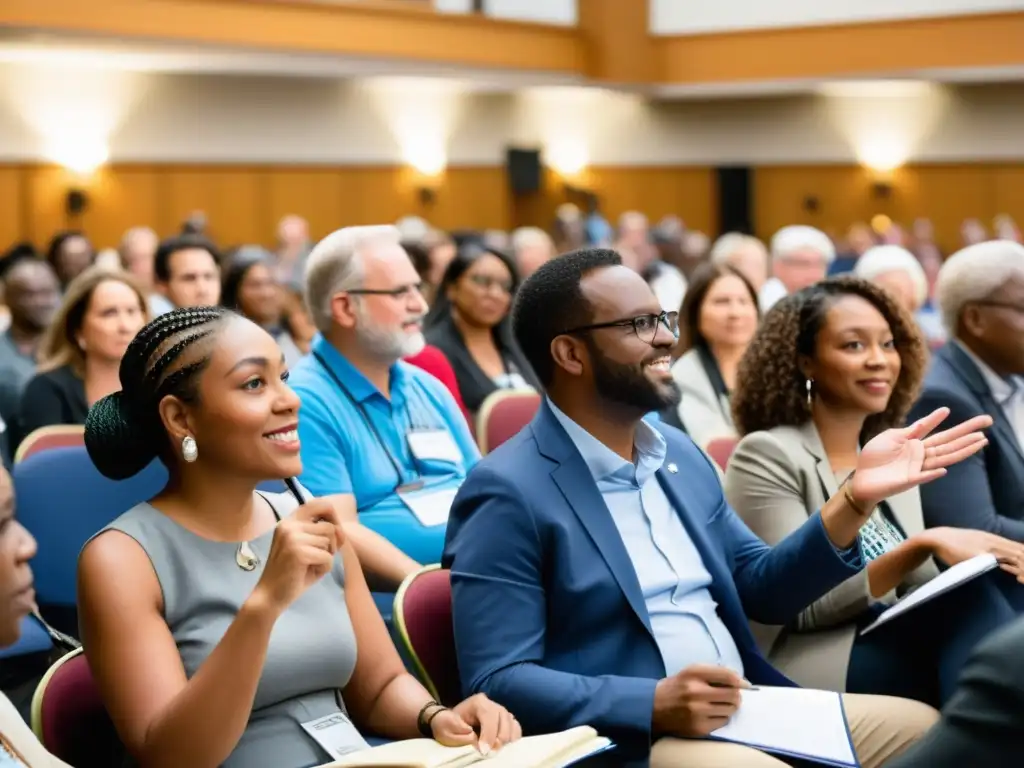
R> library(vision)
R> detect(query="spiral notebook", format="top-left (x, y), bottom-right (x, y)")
top-left (318, 726), bottom-right (614, 768)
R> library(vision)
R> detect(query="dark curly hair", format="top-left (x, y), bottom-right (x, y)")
top-left (732, 276), bottom-right (928, 443)
top-left (85, 306), bottom-right (233, 480)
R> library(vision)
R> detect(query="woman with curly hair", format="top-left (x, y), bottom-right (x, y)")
top-left (724, 277), bottom-right (1024, 706)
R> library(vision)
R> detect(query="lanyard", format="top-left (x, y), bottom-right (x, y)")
top-left (312, 352), bottom-right (423, 498)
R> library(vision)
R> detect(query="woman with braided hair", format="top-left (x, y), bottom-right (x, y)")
top-left (77, 307), bottom-right (520, 768)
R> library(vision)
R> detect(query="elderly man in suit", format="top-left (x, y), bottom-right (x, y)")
top-left (443, 248), bottom-right (994, 767)
top-left (908, 240), bottom-right (1024, 542)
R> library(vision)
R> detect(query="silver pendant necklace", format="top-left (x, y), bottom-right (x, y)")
top-left (236, 540), bottom-right (259, 571)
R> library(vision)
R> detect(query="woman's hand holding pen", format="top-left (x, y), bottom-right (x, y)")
top-left (252, 499), bottom-right (346, 615)
top-left (652, 665), bottom-right (752, 737)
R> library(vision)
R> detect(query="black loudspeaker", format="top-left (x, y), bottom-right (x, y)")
top-left (506, 147), bottom-right (542, 196)
top-left (716, 166), bottom-right (752, 235)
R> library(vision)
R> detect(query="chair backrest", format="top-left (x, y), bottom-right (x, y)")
top-left (31, 649), bottom-right (122, 767)
top-left (705, 437), bottom-right (738, 471)
top-left (476, 389), bottom-right (541, 455)
top-left (14, 425), bottom-right (85, 464)
top-left (393, 566), bottom-right (461, 706)
top-left (12, 447), bottom-right (169, 613)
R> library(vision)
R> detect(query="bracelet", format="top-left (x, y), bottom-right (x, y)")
top-left (417, 701), bottom-right (446, 738)
top-left (842, 475), bottom-right (870, 517)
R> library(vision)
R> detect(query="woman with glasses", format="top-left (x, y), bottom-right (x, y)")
top-left (424, 244), bottom-right (539, 416)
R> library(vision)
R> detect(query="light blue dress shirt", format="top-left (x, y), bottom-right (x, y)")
top-left (549, 400), bottom-right (745, 677)
top-left (289, 335), bottom-right (480, 564)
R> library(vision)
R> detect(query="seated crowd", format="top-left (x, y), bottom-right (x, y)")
top-left (0, 212), bottom-right (1023, 767)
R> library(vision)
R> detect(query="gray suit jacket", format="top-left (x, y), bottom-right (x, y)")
top-left (909, 342), bottom-right (1024, 541)
top-left (670, 349), bottom-right (735, 449)
top-left (887, 615), bottom-right (1024, 767)
top-left (724, 421), bottom-right (938, 692)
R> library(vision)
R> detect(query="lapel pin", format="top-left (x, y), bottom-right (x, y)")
top-left (667, 463), bottom-right (678, 474)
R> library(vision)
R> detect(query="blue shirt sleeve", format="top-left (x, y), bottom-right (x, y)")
top-left (294, 384), bottom-right (354, 498)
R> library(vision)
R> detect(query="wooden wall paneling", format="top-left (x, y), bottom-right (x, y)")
top-left (0, 166), bottom-right (26, 249)
top-left (23, 165), bottom-right (74, 248)
top-left (428, 168), bottom-right (509, 232)
top-left (992, 165), bottom-right (1024, 232)
top-left (161, 166), bottom-right (269, 246)
top-left (80, 165), bottom-right (163, 250)
top-left (898, 166), bottom-right (997, 252)
top-left (264, 168), bottom-right (348, 241)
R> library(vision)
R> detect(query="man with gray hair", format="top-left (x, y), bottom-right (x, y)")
top-left (908, 239), bottom-right (1024, 542)
top-left (288, 226), bottom-right (480, 581)
top-left (760, 225), bottom-right (835, 311)
top-left (511, 226), bottom-right (555, 279)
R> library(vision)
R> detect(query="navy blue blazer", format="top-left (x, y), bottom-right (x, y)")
top-left (909, 343), bottom-right (1024, 541)
top-left (442, 401), bottom-right (863, 762)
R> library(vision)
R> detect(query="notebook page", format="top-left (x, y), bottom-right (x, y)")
top-left (320, 738), bottom-right (479, 768)
top-left (466, 727), bottom-right (605, 768)
top-left (861, 553), bottom-right (998, 635)
top-left (710, 687), bottom-right (856, 767)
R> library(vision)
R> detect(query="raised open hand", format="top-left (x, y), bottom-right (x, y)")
top-left (850, 407), bottom-right (993, 510)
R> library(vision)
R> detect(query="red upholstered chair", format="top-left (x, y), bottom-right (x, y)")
top-left (31, 648), bottom-right (123, 766)
top-left (393, 566), bottom-right (462, 706)
top-left (14, 425), bottom-right (85, 464)
top-left (705, 437), bottom-right (738, 472)
top-left (476, 389), bottom-right (541, 455)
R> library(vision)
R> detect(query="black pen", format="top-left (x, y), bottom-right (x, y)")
top-left (284, 476), bottom-right (307, 506)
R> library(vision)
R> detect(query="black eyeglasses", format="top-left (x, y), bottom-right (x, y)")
top-left (347, 283), bottom-right (424, 299)
top-left (562, 311), bottom-right (679, 346)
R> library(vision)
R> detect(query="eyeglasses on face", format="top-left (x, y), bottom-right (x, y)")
top-left (562, 310), bottom-right (679, 346)
top-left (346, 283), bottom-right (424, 300)
top-left (467, 274), bottom-right (514, 294)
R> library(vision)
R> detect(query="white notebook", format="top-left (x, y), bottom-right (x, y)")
top-left (318, 726), bottom-right (613, 768)
top-left (861, 553), bottom-right (998, 635)
top-left (710, 686), bottom-right (858, 767)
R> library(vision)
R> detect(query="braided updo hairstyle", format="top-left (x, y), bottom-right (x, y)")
top-left (85, 306), bottom-right (233, 480)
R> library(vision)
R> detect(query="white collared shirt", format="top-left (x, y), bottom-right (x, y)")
top-left (956, 341), bottom-right (1024, 450)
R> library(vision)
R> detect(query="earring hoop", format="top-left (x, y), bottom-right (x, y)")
top-left (806, 379), bottom-right (814, 407)
top-left (182, 435), bottom-right (198, 463)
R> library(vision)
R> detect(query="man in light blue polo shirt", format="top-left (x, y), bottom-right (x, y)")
top-left (289, 225), bottom-right (479, 573)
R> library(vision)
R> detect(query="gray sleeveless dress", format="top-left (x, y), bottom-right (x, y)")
top-left (96, 489), bottom-right (369, 768)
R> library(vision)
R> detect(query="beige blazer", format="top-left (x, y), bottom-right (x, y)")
top-left (0, 692), bottom-right (72, 767)
top-left (670, 349), bottom-right (736, 448)
top-left (723, 422), bottom-right (939, 692)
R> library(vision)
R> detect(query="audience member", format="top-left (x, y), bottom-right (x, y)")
top-left (708, 233), bottom-right (769, 292)
top-left (119, 226), bottom-right (172, 317)
top-left (853, 245), bottom-right (944, 343)
top-left (222, 246), bottom-right (304, 366)
top-left (615, 211), bottom-right (654, 273)
top-left (761, 226), bottom-right (834, 311)
top-left (44, 231), bottom-right (93, 290)
top-left (909, 240), bottom-right (1024, 541)
top-left (154, 234), bottom-right (222, 310)
top-left (886, 615), bottom-right (1024, 767)
top-left (274, 215), bottom-right (312, 288)
top-left (79, 307), bottom-right (519, 768)
top-left (17, 267), bottom-right (147, 447)
top-left (510, 227), bottom-right (555, 280)
top-left (279, 286), bottom-right (316, 357)
top-left (424, 244), bottom-right (538, 416)
top-left (0, 260), bottom-right (59, 436)
top-left (0, 466), bottom-right (75, 767)
top-left (830, 223), bottom-right (876, 276)
top-left (442, 248), bottom-right (993, 766)
top-left (668, 263), bottom-right (758, 445)
top-left (727, 278), bottom-right (1017, 705)
top-left (290, 226), bottom-right (478, 573)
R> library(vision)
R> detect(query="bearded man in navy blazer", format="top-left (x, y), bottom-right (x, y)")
top-left (443, 249), bottom-right (993, 767)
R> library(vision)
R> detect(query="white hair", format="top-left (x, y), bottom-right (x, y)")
top-left (304, 225), bottom-right (401, 333)
top-left (511, 227), bottom-right (553, 253)
top-left (395, 216), bottom-right (430, 243)
top-left (710, 233), bottom-right (766, 266)
top-left (770, 225), bottom-right (836, 264)
top-left (937, 240), bottom-right (1024, 333)
top-left (618, 211), bottom-right (648, 231)
top-left (854, 245), bottom-right (928, 308)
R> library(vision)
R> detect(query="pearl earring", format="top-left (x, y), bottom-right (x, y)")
top-left (182, 436), bottom-right (198, 463)
top-left (806, 379), bottom-right (814, 407)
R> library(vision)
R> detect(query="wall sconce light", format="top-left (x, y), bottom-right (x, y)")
top-left (65, 188), bottom-right (90, 219)
top-left (871, 180), bottom-right (893, 200)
